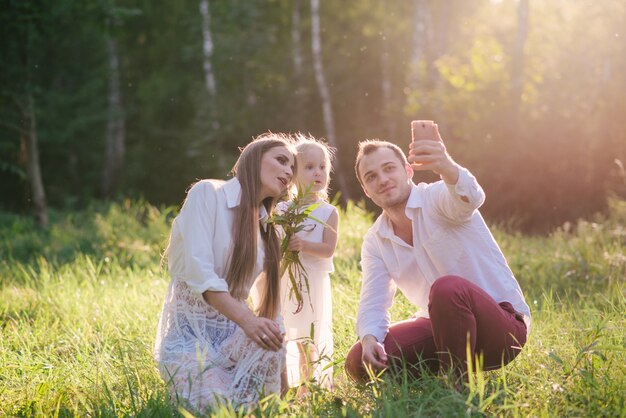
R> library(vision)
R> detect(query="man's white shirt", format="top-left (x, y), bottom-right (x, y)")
top-left (357, 167), bottom-right (531, 343)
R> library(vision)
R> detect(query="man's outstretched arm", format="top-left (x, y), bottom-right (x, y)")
top-left (408, 138), bottom-right (485, 222)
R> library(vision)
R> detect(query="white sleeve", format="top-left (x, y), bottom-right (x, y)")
top-left (430, 167), bottom-right (486, 223)
top-left (177, 181), bottom-right (229, 294)
top-left (356, 234), bottom-right (396, 342)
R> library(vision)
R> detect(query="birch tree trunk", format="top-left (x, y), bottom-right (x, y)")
top-left (432, 0), bottom-right (450, 127)
top-left (380, 3), bottom-right (395, 139)
top-left (310, 0), bottom-right (350, 201)
top-left (511, 0), bottom-right (529, 117)
top-left (380, 46), bottom-right (395, 139)
top-left (195, 0), bottom-right (224, 168)
top-left (291, 0), bottom-right (305, 127)
top-left (21, 92), bottom-right (48, 229)
top-left (407, 0), bottom-right (430, 91)
top-left (408, 0), bottom-right (449, 129)
top-left (102, 34), bottom-right (125, 199)
top-left (200, 0), bottom-right (216, 97)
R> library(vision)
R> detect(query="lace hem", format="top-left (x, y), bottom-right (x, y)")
top-left (155, 277), bottom-right (285, 411)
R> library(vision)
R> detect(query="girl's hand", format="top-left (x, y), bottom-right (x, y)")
top-left (287, 235), bottom-right (305, 252)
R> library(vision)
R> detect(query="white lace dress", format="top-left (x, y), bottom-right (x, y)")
top-left (154, 179), bottom-right (285, 412)
top-left (279, 200), bottom-right (335, 388)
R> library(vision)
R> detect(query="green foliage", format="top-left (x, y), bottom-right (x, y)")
top-left (494, 197), bottom-right (626, 305)
top-left (0, 199), bottom-right (172, 268)
top-left (1, 200), bottom-right (625, 416)
top-left (1, 1), bottom-right (625, 232)
top-left (267, 185), bottom-right (325, 313)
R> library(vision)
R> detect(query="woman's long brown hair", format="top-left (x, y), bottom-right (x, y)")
top-left (227, 133), bottom-right (296, 319)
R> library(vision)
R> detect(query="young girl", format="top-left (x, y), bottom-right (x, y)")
top-left (279, 135), bottom-right (339, 391)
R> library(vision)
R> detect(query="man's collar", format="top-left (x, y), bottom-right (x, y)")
top-left (405, 182), bottom-right (423, 210)
top-left (371, 182), bottom-right (422, 238)
top-left (374, 214), bottom-right (394, 239)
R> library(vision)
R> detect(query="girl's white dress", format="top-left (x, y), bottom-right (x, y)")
top-left (154, 179), bottom-right (285, 412)
top-left (279, 200), bottom-right (335, 388)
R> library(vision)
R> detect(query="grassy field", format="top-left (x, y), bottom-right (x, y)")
top-left (1, 199), bottom-right (625, 417)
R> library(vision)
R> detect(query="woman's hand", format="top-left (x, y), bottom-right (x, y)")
top-left (240, 315), bottom-right (285, 351)
top-left (203, 290), bottom-right (284, 351)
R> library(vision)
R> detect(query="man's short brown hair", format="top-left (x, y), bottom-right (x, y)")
top-left (354, 140), bottom-right (408, 184)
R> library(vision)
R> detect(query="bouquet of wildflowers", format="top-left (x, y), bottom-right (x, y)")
top-left (266, 185), bottom-right (329, 313)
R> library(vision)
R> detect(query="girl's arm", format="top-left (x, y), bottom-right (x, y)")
top-left (203, 291), bottom-right (284, 351)
top-left (287, 208), bottom-right (339, 258)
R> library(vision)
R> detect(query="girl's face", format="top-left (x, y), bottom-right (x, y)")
top-left (296, 147), bottom-right (329, 195)
top-left (259, 145), bottom-right (295, 201)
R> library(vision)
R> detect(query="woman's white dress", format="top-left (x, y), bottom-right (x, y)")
top-left (154, 178), bottom-right (285, 412)
top-left (279, 200), bottom-right (335, 388)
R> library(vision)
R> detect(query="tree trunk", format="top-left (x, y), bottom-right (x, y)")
top-left (310, 0), bottom-right (350, 201)
top-left (102, 34), bottom-right (125, 199)
top-left (431, 0), bottom-right (450, 127)
top-left (21, 92), bottom-right (48, 229)
top-left (190, 0), bottom-right (224, 166)
top-left (291, 0), bottom-right (305, 127)
top-left (200, 0), bottom-right (217, 97)
top-left (407, 0), bottom-right (446, 131)
top-left (511, 0), bottom-right (529, 117)
top-left (380, 46), bottom-right (395, 139)
top-left (18, 21), bottom-right (48, 228)
top-left (380, 3), bottom-right (395, 140)
top-left (407, 0), bottom-right (429, 90)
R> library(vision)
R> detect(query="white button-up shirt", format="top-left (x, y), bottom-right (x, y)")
top-left (167, 177), bottom-right (267, 296)
top-left (357, 168), bottom-right (531, 343)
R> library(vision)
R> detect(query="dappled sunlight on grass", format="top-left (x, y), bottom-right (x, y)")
top-left (0, 199), bottom-right (625, 416)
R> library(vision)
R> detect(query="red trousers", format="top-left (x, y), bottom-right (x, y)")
top-left (345, 275), bottom-right (527, 382)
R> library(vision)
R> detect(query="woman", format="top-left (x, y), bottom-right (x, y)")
top-left (154, 133), bottom-right (297, 412)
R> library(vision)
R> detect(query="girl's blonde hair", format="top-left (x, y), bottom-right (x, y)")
top-left (293, 133), bottom-right (335, 201)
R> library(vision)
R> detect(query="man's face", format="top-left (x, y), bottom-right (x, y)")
top-left (358, 147), bottom-right (413, 210)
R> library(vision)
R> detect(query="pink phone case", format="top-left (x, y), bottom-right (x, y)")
top-left (411, 120), bottom-right (438, 142)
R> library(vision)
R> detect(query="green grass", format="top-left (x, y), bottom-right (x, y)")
top-left (1, 199), bottom-right (625, 417)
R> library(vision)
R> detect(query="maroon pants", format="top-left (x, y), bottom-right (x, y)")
top-left (345, 275), bottom-right (527, 382)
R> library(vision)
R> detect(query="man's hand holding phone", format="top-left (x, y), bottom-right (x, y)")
top-left (408, 120), bottom-right (460, 185)
top-left (411, 120), bottom-right (441, 143)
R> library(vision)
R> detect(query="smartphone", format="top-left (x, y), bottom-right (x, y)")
top-left (411, 120), bottom-right (440, 142)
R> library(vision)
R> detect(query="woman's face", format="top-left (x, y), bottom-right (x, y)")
top-left (259, 145), bottom-right (295, 201)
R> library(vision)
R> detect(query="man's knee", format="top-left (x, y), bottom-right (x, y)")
top-left (345, 342), bottom-right (367, 383)
top-left (429, 275), bottom-right (468, 303)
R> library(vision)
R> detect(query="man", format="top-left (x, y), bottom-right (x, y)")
top-left (345, 129), bottom-right (530, 382)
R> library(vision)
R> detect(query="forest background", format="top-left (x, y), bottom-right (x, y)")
top-left (1, 0), bottom-right (626, 232)
top-left (2, 1), bottom-right (626, 416)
